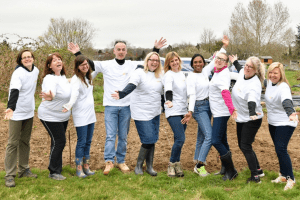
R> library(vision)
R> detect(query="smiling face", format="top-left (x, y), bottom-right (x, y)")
top-left (268, 67), bottom-right (281, 84)
top-left (169, 56), bottom-right (180, 72)
top-left (50, 55), bottom-right (63, 76)
top-left (193, 56), bottom-right (204, 73)
top-left (78, 60), bottom-right (89, 74)
top-left (147, 54), bottom-right (160, 72)
top-left (21, 51), bottom-right (34, 68)
top-left (214, 53), bottom-right (228, 70)
top-left (244, 60), bottom-right (257, 78)
top-left (113, 42), bottom-right (127, 60)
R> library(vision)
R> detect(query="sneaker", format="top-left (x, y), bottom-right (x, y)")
top-left (5, 177), bottom-right (15, 187)
top-left (118, 163), bottom-right (130, 173)
top-left (18, 169), bottom-right (38, 178)
top-left (194, 166), bottom-right (210, 177)
top-left (271, 173), bottom-right (287, 183)
top-left (247, 176), bottom-right (261, 183)
top-left (174, 162), bottom-right (184, 177)
top-left (284, 177), bottom-right (296, 191)
top-left (103, 161), bottom-right (114, 175)
top-left (48, 173), bottom-right (66, 181)
top-left (257, 169), bottom-right (265, 177)
top-left (167, 162), bottom-right (176, 178)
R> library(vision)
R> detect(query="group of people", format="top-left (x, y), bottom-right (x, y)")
top-left (4, 36), bottom-right (298, 191)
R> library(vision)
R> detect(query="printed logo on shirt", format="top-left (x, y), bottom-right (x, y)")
top-left (123, 73), bottom-right (127, 76)
top-left (269, 96), bottom-right (273, 99)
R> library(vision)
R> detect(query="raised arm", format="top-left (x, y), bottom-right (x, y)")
top-left (229, 54), bottom-right (243, 73)
top-left (68, 42), bottom-right (95, 71)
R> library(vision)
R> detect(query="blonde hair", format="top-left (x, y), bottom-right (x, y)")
top-left (164, 51), bottom-right (182, 73)
top-left (267, 62), bottom-right (290, 87)
top-left (143, 52), bottom-right (162, 78)
top-left (246, 56), bottom-right (265, 84)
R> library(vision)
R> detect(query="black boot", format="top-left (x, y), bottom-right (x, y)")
top-left (134, 146), bottom-right (149, 175)
top-left (214, 159), bottom-right (225, 175)
top-left (145, 145), bottom-right (157, 176)
top-left (220, 151), bottom-right (238, 181)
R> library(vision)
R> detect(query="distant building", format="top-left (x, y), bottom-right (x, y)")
top-left (260, 56), bottom-right (273, 64)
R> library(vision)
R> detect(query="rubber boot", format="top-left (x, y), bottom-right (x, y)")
top-left (220, 151), bottom-right (238, 181)
top-left (134, 146), bottom-right (149, 175)
top-left (75, 158), bottom-right (87, 178)
top-left (145, 145), bottom-right (157, 176)
top-left (83, 157), bottom-right (95, 176)
top-left (214, 160), bottom-right (226, 175)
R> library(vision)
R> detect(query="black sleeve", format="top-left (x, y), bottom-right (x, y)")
top-left (263, 79), bottom-right (267, 88)
top-left (136, 65), bottom-right (144, 70)
top-left (282, 99), bottom-right (295, 117)
top-left (232, 60), bottom-right (243, 73)
top-left (165, 90), bottom-right (173, 102)
top-left (74, 51), bottom-right (95, 71)
top-left (7, 89), bottom-right (19, 111)
top-left (248, 101), bottom-right (257, 116)
top-left (118, 83), bottom-right (137, 99)
top-left (153, 47), bottom-right (159, 53)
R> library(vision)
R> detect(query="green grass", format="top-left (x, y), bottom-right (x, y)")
top-left (285, 70), bottom-right (300, 93)
top-left (1, 167), bottom-right (300, 200)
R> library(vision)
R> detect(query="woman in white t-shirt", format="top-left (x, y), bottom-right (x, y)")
top-left (4, 49), bottom-right (39, 187)
top-left (112, 52), bottom-right (163, 176)
top-left (265, 62), bottom-right (298, 191)
top-left (38, 53), bottom-right (71, 181)
top-left (229, 55), bottom-right (265, 183)
top-left (163, 51), bottom-right (191, 178)
top-left (62, 55), bottom-right (96, 178)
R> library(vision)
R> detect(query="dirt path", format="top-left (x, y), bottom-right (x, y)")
top-left (1, 102), bottom-right (300, 173)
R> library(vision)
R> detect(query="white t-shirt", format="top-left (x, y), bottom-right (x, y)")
top-left (63, 75), bottom-right (96, 127)
top-left (38, 75), bottom-right (71, 122)
top-left (129, 68), bottom-right (163, 121)
top-left (8, 66), bottom-right (39, 120)
top-left (93, 59), bottom-right (139, 106)
top-left (265, 80), bottom-right (297, 127)
top-left (232, 69), bottom-right (263, 122)
top-left (163, 70), bottom-right (188, 118)
top-left (209, 68), bottom-right (231, 117)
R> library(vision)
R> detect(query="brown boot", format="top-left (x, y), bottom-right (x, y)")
top-left (103, 161), bottom-right (114, 175)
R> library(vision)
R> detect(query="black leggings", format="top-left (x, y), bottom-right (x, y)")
top-left (236, 118), bottom-right (262, 176)
top-left (142, 143), bottom-right (154, 149)
top-left (40, 119), bottom-right (68, 174)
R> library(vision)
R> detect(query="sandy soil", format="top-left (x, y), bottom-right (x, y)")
top-left (1, 102), bottom-right (300, 174)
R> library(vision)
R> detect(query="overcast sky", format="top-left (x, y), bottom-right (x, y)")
top-left (1, 0), bottom-right (299, 49)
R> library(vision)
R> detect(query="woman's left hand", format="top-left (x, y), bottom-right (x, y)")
top-left (289, 112), bottom-right (299, 123)
top-left (231, 109), bottom-right (238, 120)
top-left (40, 91), bottom-right (53, 101)
top-left (111, 91), bottom-right (120, 100)
top-left (181, 112), bottom-right (192, 124)
top-left (222, 35), bottom-right (229, 48)
top-left (154, 37), bottom-right (167, 49)
top-left (62, 108), bottom-right (68, 113)
top-left (4, 108), bottom-right (13, 120)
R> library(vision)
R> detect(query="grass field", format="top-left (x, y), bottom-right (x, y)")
top-left (1, 167), bottom-right (300, 200)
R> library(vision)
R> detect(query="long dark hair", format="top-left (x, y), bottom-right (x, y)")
top-left (74, 55), bottom-right (92, 87)
top-left (43, 53), bottom-right (66, 78)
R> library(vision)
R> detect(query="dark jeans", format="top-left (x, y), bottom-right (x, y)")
top-left (40, 119), bottom-right (68, 174)
top-left (237, 119), bottom-right (262, 176)
top-left (212, 116), bottom-right (230, 156)
top-left (75, 123), bottom-right (95, 164)
top-left (167, 115), bottom-right (187, 163)
top-left (269, 124), bottom-right (295, 180)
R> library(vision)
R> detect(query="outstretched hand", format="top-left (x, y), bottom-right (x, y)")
top-left (111, 91), bottom-right (120, 100)
top-left (154, 37), bottom-right (167, 49)
top-left (40, 91), bottom-right (54, 101)
top-left (68, 42), bottom-right (80, 54)
top-left (222, 35), bottom-right (229, 48)
top-left (4, 108), bottom-right (13, 120)
top-left (229, 54), bottom-right (238, 63)
top-left (181, 112), bottom-right (192, 124)
top-left (289, 112), bottom-right (299, 123)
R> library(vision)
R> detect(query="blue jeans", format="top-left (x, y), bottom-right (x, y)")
top-left (134, 115), bottom-right (160, 144)
top-left (104, 106), bottom-right (131, 164)
top-left (269, 124), bottom-right (295, 180)
top-left (167, 115), bottom-right (187, 163)
top-left (212, 116), bottom-right (230, 156)
top-left (192, 100), bottom-right (212, 163)
top-left (75, 123), bottom-right (95, 165)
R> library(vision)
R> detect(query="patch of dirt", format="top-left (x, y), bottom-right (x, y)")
top-left (1, 102), bottom-right (300, 173)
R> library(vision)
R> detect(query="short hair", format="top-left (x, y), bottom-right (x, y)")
top-left (217, 52), bottom-right (229, 63)
top-left (43, 52), bottom-right (67, 78)
top-left (143, 52), bottom-right (162, 78)
top-left (114, 40), bottom-right (127, 46)
top-left (267, 62), bottom-right (290, 87)
top-left (190, 54), bottom-right (206, 68)
top-left (74, 55), bottom-right (92, 87)
top-left (164, 51), bottom-right (182, 73)
top-left (16, 49), bottom-right (35, 66)
top-left (246, 56), bottom-right (265, 84)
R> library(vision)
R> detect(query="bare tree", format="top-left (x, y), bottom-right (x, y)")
top-left (39, 18), bottom-right (96, 49)
top-left (200, 28), bottom-right (216, 54)
top-left (228, 0), bottom-right (291, 56)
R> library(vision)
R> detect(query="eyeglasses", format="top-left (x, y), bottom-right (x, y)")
top-left (79, 63), bottom-right (89, 67)
top-left (215, 56), bottom-right (226, 62)
top-left (245, 64), bottom-right (254, 69)
top-left (148, 59), bottom-right (160, 63)
top-left (22, 56), bottom-right (33, 60)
